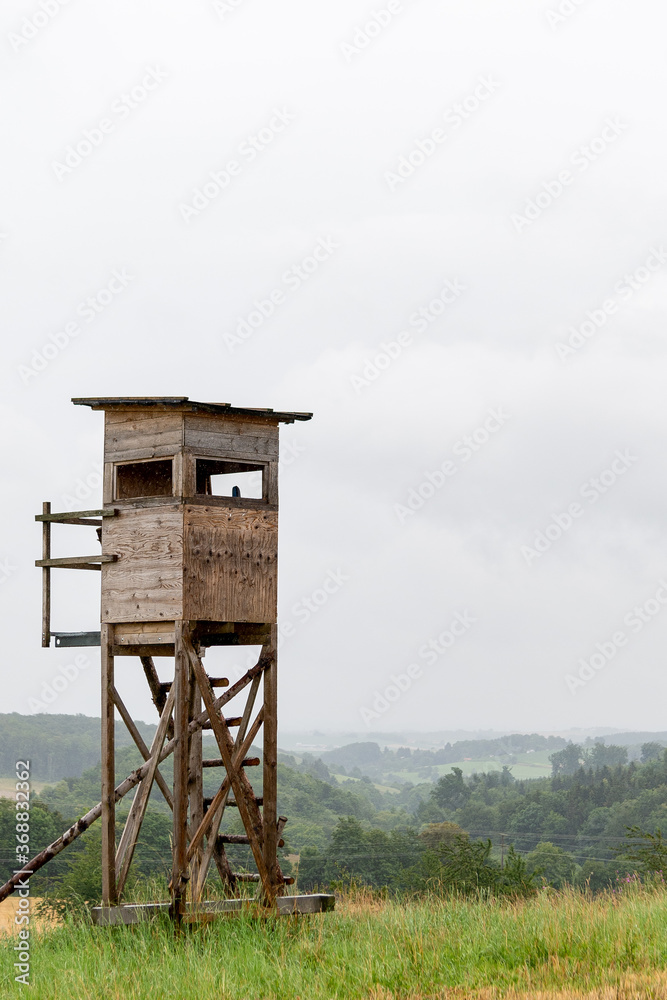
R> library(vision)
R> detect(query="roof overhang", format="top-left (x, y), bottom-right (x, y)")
top-left (72, 397), bottom-right (312, 425)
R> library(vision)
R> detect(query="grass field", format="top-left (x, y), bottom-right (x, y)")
top-left (3, 885), bottom-right (667, 998)
top-left (434, 756), bottom-right (553, 781)
top-left (331, 755), bottom-right (553, 790)
top-left (331, 774), bottom-right (401, 793)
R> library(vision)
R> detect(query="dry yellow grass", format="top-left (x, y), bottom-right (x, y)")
top-left (336, 973), bottom-right (667, 999)
top-left (0, 897), bottom-right (56, 936)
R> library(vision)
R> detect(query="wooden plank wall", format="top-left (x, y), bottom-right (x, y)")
top-left (102, 506), bottom-right (184, 623)
top-left (183, 506), bottom-right (278, 623)
top-left (104, 410), bottom-right (184, 463)
top-left (183, 415), bottom-right (278, 462)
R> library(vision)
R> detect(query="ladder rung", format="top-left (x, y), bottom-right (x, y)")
top-left (202, 757), bottom-right (259, 769)
top-left (161, 677), bottom-right (229, 694)
top-left (219, 829), bottom-right (285, 848)
top-left (203, 796), bottom-right (263, 808)
top-left (230, 873), bottom-right (294, 885)
top-left (201, 717), bottom-right (242, 730)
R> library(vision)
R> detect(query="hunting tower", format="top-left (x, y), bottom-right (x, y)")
top-left (30, 397), bottom-right (334, 924)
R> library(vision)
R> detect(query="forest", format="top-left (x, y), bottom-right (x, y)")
top-left (2, 713), bottom-right (667, 901)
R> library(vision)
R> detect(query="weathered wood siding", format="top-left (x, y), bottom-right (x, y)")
top-left (183, 506), bottom-right (278, 623)
top-left (101, 505), bottom-right (184, 623)
top-left (104, 410), bottom-right (183, 464)
top-left (183, 414), bottom-right (278, 462)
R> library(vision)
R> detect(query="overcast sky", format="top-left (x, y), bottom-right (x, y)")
top-left (1, 0), bottom-right (667, 738)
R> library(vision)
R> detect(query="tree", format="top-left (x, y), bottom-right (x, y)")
top-left (39, 828), bottom-right (103, 918)
top-left (641, 742), bottom-right (664, 764)
top-left (432, 767), bottom-right (470, 811)
top-left (586, 743), bottom-right (628, 770)
top-left (418, 822), bottom-right (467, 851)
top-left (549, 743), bottom-right (585, 777)
top-left (413, 835), bottom-right (536, 898)
top-left (525, 841), bottom-right (579, 888)
top-left (613, 825), bottom-right (667, 874)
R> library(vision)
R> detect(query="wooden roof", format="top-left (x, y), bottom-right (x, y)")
top-left (72, 397), bottom-right (312, 424)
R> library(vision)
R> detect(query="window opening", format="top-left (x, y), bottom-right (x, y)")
top-left (115, 459), bottom-right (174, 499)
top-left (196, 459), bottom-right (263, 499)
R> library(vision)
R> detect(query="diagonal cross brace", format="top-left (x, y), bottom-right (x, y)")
top-left (192, 671), bottom-right (263, 901)
top-left (183, 632), bottom-right (273, 894)
top-left (0, 660), bottom-right (268, 904)
top-left (116, 688), bottom-right (175, 894)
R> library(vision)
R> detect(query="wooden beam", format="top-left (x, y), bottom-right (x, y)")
top-left (160, 676), bottom-right (229, 694)
top-left (201, 716), bottom-right (243, 729)
top-left (263, 628), bottom-right (278, 897)
top-left (171, 622), bottom-right (191, 920)
top-left (188, 675), bottom-right (204, 893)
top-left (41, 502), bottom-right (51, 647)
top-left (202, 757), bottom-right (259, 768)
top-left (35, 508), bottom-right (118, 522)
top-left (35, 554), bottom-right (117, 568)
top-left (101, 624), bottom-right (117, 906)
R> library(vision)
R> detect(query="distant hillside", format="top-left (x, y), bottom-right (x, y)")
top-left (600, 731), bottom-right (667, 747)
top-left (0, 713), bottom-right (158, 781)
top-left (316, 734), bottom-right (569, 778)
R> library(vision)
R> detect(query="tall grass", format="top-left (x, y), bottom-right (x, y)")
top-left (3, 883), bottom-right (667, 999)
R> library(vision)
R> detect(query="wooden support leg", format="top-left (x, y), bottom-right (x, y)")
top-left (171, 622), bottom-right (191, 920)
top-left (41, 502), bottom-right (51, 648)
top-left (263, 627), bottom-right (279, 899)
top-left (188, 669), bottom-right (204, 896)
top-left (101, 624), bottom-right (117, 906)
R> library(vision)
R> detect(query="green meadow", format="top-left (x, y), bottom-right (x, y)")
top-left (3, 884), bottom-right (667, 999)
